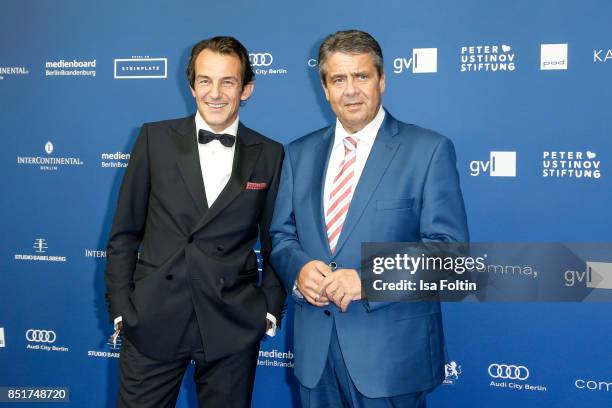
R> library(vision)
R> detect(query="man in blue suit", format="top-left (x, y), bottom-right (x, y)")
top-left (270, 30), bottom-right (469, 407)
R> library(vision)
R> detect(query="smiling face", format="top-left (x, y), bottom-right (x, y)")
top-left (321, 52), bottom-right (385, 134)
top-left (190, 49), bottom-right (254, 132)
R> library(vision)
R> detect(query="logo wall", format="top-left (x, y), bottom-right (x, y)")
top-left (249, 52), bottom-right (288, 76)
top-left (443, 361), bottom-right (462, 385)
top-left (565, 261), bottom-right (612, 290)
top-left (14, 239), bottom-right (67, 262)
top-left (594, 49), bottom-right (612, 63)
top-left (470, 151), bottom-right (517, 177)
top-left (586, 262), bottom-right (612, 289)
top-left (488, 363), bottom-right (546, 392)
top-left (87, 335), bottom-right (121, 359)
top-left (575, 379), bottom-right (612, 392)
top-left (25, 329), bottom-right (69, 352)
top-left (114, 57), bottom-right (167, 79)
top-left (85, 249), bottom-right (106, 258)
top-left (542, 151), bottom-right (601, 179)
top-left (257, 348), bottom-right (294, 368)
top-left (393, 48), bottom-right (438, 74)
top-left (461, 44), bottom-right (516, 72)
top-left (100, 152), bottom-right (130, 168)
top-left (45, 59), bottom-right (96, 77)
top-left (540, 44), bottom-right (568, 70)
top-left (0, 65), bottom-right (29, 80)
top-left (17, 141), bottom-right (84, 171)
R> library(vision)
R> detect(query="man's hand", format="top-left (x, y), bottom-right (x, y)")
top-left (297, 260), bottom-right (332, 307)
top-left (108, 321), bottom-right (122, 347)
top-left (320, 269), bottom-right (362, 312)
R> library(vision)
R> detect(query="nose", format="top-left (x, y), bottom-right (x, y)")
top-left (209, 81), bottom-right (221, 99)
top-left (344, 77), bottom-right (359, 97)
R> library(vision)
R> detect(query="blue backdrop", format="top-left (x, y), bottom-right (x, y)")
top-left (1, 0), bottom-right (610, 406)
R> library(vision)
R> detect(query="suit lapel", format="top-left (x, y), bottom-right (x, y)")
top-left (191, 122), bottom-right (262, 233)
top-left (312, 126), bottom-right (335, 258)
top-left (172, 116), bottom-right (208, 216)
top-left (332, 111), bottom-right (400, 257)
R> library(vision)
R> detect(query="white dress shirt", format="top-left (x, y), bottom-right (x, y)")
top-left (195, 112), bottom-right (238, 206)
top-left (323, 107), bottom-right (385, 215)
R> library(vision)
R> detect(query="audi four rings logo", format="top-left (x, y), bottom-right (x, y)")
top-left (488, 364), bottom-right (530, 380)
top-left (249, 53), bottom-right (273, 67)
top-left (26, 329), bottom-right (56, 343)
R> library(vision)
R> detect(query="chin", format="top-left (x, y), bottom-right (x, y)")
top-left (204, 113), bottom-right (227, 123)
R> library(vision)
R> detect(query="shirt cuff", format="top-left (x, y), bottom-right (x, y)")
top-left (265, 313), bottom-right (277, 337)
top-left (114, 316), bottom-right (122, 331)
top-left (292, 280), bottom-right (304, 299)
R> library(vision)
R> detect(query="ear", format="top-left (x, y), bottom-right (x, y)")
top-left (240, 81), bottom-right (254, 101)
top-left (379, 72), bottom-right (386, 94)
top-left (321, 80), bottom-right (330, 101)
top-left (190, 85), bottom-right (196, 98)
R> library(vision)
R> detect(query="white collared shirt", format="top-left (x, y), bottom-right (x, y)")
top-left (195, 112), bottom-right (238, 207)
top-left (323, 107), bottom-right (386, 214)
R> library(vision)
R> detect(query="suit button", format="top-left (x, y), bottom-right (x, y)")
top-left (216, 245), bottom-right (224, 252)
top-left (324, 310), bottom-right (331, 316)
top-left (219, 278), bottom-right (225, 285)
top-left (165, 275), bottom-right (173, 280)
top-left (187, 236), bottom-right (194, 243)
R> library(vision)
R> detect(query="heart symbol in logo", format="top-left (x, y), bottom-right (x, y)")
top-left (586, 151), bottom-right (596, 159)
top-left (501, 44), bottom-right (511, 53)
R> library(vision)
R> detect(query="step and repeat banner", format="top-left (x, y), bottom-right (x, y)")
top-left (1, 0), bottom-right (610, 406)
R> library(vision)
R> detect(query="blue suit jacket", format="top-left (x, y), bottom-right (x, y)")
top-left (270, 111), bottom-right (469, 398)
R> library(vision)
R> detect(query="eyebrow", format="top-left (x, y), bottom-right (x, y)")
top-left (329, 71), bottom-right (369, 80)
top-left (195, 75), bottom-right (239, 81)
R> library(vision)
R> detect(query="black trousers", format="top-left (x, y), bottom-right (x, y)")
top-left (117, 313), bottom-right (259, 408)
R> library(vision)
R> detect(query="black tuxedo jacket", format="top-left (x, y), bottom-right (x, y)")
top-left (104, 115), bottom-right (286, 362)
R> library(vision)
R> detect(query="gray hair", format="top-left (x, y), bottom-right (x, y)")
top-left (318, 30), bottom-right (384, 83)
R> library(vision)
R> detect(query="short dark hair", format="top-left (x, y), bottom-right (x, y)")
top-left (318, 30), bottom-right (384, 83)
top-left (187, 36), bottom-right (254, 88)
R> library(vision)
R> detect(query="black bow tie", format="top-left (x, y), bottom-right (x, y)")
top-left (198, 129), bottom-right (236, 147)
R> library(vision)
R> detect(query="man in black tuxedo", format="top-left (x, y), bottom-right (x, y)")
top-left (104, 36), bottom-right (286, 408)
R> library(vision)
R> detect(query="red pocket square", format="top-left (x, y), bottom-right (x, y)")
top-left (246, 181), bottom-right (267, 190)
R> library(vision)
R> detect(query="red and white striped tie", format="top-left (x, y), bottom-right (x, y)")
top-left (326, 136), bottom-right (357, 253)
